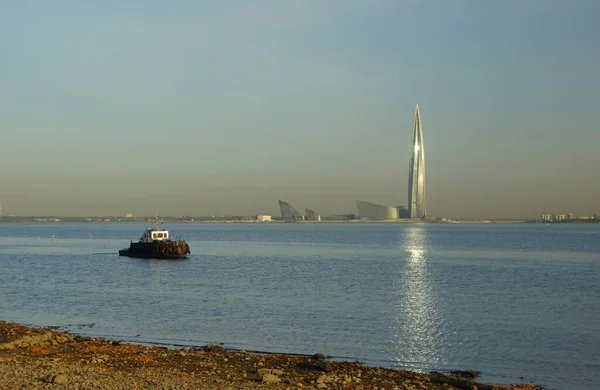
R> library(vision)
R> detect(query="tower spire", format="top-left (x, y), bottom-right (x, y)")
top-left (408, 104), bottom-right (426, 219)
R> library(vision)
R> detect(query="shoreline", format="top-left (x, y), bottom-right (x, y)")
top-left (0, 219), bottom-right (532, 224)
top-left (0, 320), bottom-right (541, 390)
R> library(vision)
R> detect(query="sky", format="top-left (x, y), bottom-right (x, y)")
top-left (1, 0), bottom-right (599, 219)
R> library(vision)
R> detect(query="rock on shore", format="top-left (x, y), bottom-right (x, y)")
top-left (0, 320), bottom-right (541, 390)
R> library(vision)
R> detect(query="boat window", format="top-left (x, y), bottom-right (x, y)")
top-left (157, 233), bottom-right (163, 238)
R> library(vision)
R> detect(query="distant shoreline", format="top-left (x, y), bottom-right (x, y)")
top-left (1, 217), bottom-right (597, 224)
top-left (0, 218), bottom-right (531, 224)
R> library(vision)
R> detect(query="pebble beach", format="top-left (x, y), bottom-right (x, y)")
top-left (0, 320), bottom-right (542, 390)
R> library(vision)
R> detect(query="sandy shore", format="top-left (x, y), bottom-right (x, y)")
top-left (0, 320), bottom-right (541, 390)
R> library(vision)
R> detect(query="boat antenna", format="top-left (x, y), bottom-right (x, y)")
top-left (155, 214), bottom-right (161, 229)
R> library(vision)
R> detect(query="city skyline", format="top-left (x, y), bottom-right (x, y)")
top-left (408, 105), bottom-right (426, 219)
top-left (1, 1), bottom-right (599, 219)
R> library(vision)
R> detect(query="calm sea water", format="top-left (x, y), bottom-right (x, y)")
top-left (0, 222), bottom-right (598, 389)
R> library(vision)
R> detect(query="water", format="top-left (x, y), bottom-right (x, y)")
top-left (0, 222), bottom-right (598, 389)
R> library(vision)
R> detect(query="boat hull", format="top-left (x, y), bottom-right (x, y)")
top-left (118, 241), bottom-right (190, 259)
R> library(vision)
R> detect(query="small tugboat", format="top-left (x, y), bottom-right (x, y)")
top-left (118, 215), bottom-right (191, 259)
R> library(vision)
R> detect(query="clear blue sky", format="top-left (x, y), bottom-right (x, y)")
top-left (1, 0), bottom-right (598, 218)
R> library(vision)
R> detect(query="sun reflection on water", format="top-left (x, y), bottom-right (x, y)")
top-left (389, 227), bottom-right (447, 371)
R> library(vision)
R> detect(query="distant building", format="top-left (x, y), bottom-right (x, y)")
top-left (305, 209), bottom-right (321, 221)
top-left (408, 104), bottom-right (426, 219)
top-left (356, 105), bottom-right (428, 221)
top-left (278, 200), bottom-right (305, 220)
top-left (397, 206), bottom-right (409, 219)
top-left (356, 200), bottom-right (399, 220)
top-left (541, 212), bottom-right (574, 222)
top-left (256, 215), bottom-right (272, 222)
top-left (355, 201), bottom-right (408, 220)
top-left (125, 212), bottom-right (134, 218)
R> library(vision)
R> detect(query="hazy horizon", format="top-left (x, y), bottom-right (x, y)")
top-left (1, 1), bottom-right (599, 219)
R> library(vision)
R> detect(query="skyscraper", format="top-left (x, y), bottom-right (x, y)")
top-left (408, 104), bottom-right (426, 219)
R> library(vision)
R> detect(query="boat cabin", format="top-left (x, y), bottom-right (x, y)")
top-left (135, 215), bottom-right (171, 243)
top-left (139, 228), bottom-right (169, 243)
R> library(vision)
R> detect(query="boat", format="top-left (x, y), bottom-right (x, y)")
top-left (118, 215), bottom-right (191, 259)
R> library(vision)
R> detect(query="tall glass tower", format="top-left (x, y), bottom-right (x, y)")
top-left (408, 104), bottom-right (426, 219)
